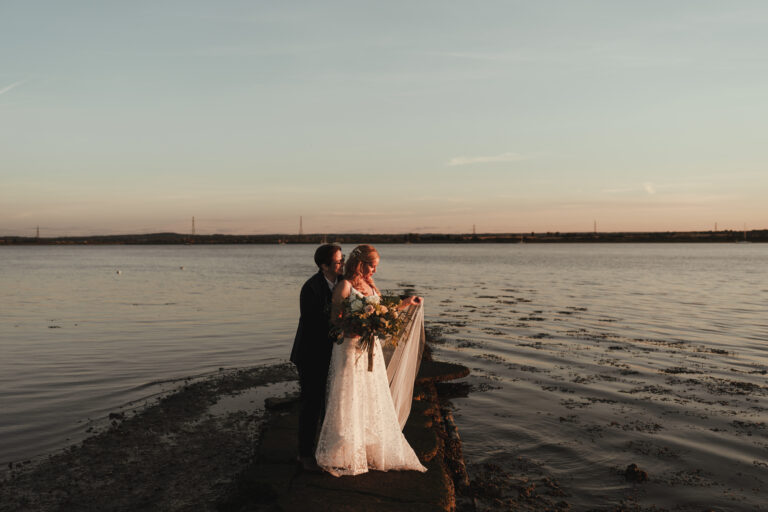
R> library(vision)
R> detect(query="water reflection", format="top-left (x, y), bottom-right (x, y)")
top-left (2, 243), bottom-right (767, 508)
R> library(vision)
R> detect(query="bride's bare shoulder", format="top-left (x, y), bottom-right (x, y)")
top-left (333, 278), bottom-right (352, 298)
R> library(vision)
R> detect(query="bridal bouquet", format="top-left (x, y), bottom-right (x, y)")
top-left (337, 294), bottom-right (404, 371)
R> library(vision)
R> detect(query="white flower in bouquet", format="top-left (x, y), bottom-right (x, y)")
top-left (338, 294), bottom-right (406, 371)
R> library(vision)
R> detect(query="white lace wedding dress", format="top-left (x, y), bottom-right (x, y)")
top-left (315, 287), bottom-right (427, 477)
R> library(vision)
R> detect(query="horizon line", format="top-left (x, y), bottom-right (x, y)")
top-left (2, 227), bottom-right (766, 239)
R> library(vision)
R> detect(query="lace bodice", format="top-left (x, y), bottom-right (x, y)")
top-left (349, 284), bottom-right (378, 300)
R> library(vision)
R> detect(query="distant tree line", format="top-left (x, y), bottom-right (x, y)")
top-left (1, 230), bottom-right (767, 245)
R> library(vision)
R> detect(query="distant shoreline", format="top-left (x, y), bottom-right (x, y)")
top-left (1, 230), bottom-right (766, 245)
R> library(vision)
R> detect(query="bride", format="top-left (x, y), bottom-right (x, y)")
top-left (315, 244), bottom-right (427, 477)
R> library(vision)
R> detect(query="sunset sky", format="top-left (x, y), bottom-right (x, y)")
top-left (2, 1), bottom-right (767, 235)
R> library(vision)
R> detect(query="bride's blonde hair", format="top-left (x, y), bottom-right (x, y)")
top-left (344, 244), bottom-right (380, 295)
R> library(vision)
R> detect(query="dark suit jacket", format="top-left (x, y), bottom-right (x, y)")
top-left (290, 271), bottom-right (335, 372)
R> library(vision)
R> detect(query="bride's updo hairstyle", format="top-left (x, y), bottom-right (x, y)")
top-left (344, 244), bottom-right (381, 295)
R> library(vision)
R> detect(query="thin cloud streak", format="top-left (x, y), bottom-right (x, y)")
top-left (601, 180), bottom-right (726, 195)
top-left (423, 51), bottom-right (535, 62)
top-left (447, 152), bottom-right (528, 167)
top-left (0, 80), bottom-right (24, 96)
top-left (601, 186), bottom-right (637, 194)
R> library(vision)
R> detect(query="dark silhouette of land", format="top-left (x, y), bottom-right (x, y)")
top-left (1, 230), bottom-right (766, 245)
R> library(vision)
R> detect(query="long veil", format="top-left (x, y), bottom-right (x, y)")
top-left (383, 303), bottom-right (426, 429)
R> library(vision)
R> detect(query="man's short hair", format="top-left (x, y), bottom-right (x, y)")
top-left (314, 244), bottom-right (341, 269)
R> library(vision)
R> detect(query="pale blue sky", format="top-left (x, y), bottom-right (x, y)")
top-left (1, 1), bottom-right (767, 235)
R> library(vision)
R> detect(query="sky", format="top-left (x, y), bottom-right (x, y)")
top-left (1, 1), bottom-right (767, 236)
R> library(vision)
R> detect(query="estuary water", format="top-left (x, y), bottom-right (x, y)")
top-left (1, 244), bottom-right (767, 510)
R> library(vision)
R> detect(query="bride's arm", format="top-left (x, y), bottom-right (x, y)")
top-left (330, 279), bottom-right (352, 327)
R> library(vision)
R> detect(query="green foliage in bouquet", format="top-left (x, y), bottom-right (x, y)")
top-left (335, 294), bottom-right (405, 371)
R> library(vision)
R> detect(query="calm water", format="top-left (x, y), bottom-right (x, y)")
top-left (2, 244), bottom-right (767, 509)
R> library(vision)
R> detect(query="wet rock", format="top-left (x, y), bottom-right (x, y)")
top-left (434, 381), bottom-right (471, 398)
top-left (416, 360), bottom-right (470, 385)
top-left (624, 463), bottom-right (648, 482)
top-left (519, 482), bottom-right (536, 498)
top-left (264, 393), bottom-right (298, 410)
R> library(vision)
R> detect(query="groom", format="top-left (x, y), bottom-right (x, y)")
top-left (290, 244), bottom-right (344, 470)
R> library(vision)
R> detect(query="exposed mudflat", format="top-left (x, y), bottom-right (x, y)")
top-left (0, 364), bottom-right (299, 512)
top-left (1, 353), bottom-right (474, 512)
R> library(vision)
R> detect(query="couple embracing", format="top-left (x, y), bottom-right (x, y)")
top-left (289, 244), bottom-right (426, 477)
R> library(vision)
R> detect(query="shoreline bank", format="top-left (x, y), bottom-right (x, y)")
top-left (0, 352), bottom-right (472, 511)
top-left (0, 364), bottom-right (297, 511)
top-left (2, 229), bottom-right (767, 245)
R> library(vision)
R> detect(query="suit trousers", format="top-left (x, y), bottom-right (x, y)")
top-left (297, 363), bottom-right (329, 458)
